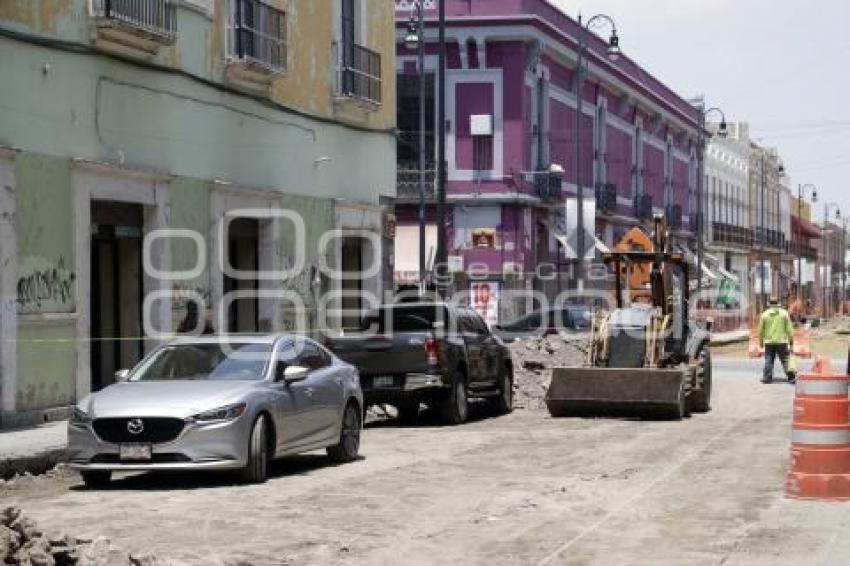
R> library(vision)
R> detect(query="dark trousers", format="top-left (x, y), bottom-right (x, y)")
top-left (764, 343), bottom-right (792, 381)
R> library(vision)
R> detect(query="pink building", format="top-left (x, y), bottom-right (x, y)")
top-left (393, 0), bottom-right (702, 318)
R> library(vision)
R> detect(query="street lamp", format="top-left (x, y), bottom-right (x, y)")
top-left (695, 104), bottom-right (727, 294)
top-left (574, 13), bottom-right (621, 291)
top-left (796, 184), bottom-right (817, 306)
top-left (405, 2), bottom-right (427, 290)
top-left (822, 201), bottom-right (841, 319)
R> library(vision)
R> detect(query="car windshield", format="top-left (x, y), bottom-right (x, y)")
top-left (131, 343), bottom-right (272, 382)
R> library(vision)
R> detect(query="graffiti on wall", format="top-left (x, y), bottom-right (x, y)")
top-left (16, 257), bottom-right (76, 313)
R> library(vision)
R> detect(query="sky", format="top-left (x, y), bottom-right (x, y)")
top-left (553, 0), bottom-right (850, 221)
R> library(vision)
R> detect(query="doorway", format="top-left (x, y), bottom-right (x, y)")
top-left (224, 217), bottom-right (260, 333)
top-left (90, 201), bottom-right (144, 391)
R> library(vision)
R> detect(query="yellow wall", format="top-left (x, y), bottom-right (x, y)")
top-left (212, 0), bottom-right (396, 131)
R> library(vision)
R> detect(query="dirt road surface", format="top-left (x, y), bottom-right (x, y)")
top-left (5, 357), bottom-right (850, 565)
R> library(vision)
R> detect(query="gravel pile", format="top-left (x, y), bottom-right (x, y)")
top-left (0, 507), bottom-right (159, 566)
top-left (509, 334), bottom-right (588, 410)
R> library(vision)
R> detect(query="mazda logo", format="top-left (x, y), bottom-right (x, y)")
top-left (127, 418), bottom-right (145, 435)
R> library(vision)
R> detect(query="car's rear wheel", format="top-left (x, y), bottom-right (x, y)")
top-left (240, 416), bottom-right (269, 484)
top-left (489, 365), bottom-right (514, 415)
top-left (81, 470), bottom-right (111, 489)
top-left (440, 373), bottom-right (468, 425)
top-left (327, 401), bottom-right (362, 463)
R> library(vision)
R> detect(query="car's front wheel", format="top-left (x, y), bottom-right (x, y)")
top-left (81, 470), bottom-right (111, 489)
top-left (327, 401), bottom-right (362, 463)
top-left (239, 416), bottom-right (269, 484)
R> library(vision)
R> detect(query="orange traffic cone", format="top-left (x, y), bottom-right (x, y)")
top-left (748, 328), bottom-right (764, 358)
top-left (793, 327), bottom-right (813, 359)
top-left (786, 370), bottom-right (850, 500)
top-left (812, 356), bottom-right (832, 375)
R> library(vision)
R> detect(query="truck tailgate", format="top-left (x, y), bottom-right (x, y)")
top-left (328, 332), bottom-right (432, 376)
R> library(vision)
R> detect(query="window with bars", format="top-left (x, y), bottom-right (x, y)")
top-left (228, 0), bottom-right (287, 73)
top-left (93, 0), bottom-right (176, 38)
top-left (338, 0), bottom-right (382, 104)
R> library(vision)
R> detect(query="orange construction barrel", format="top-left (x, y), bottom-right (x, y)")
top-left (787, 372), bottom-right (850, 500)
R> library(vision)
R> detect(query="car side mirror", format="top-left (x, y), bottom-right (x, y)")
top-left (114, 369), bottom-right (130, 382)
top-left (282, 365), bottom-right (309, 384)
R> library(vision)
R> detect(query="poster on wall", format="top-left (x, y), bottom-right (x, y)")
top-left (471, 281), bottom-right (500, 327)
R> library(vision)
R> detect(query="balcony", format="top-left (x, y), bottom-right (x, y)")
top-left (226, 0), bottom-right (287, 87)
top-left (535, 170), bottom-right (563, 202)
top-left (338, 43), bottom-right (383, 106)
top-left (595, 183), bottom-right (617, 216)
top-left (665, 204), bottom-right (683, 230)
top-left (396, 166), bottom-right (437, 201)
top-left (711, 222), bottom-right (752, 248)
top-left (634, 194), bottom-right (653, 222)
top-left (92, 0), bottom-right (176, 54)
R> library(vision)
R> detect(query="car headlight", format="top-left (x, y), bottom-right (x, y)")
top-left (70, 407), bottom-right (92, 425)
top-left (188, 403), bottom-right (247, 424)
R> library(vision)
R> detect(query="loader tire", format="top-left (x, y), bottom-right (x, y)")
top-left (661, 376), bottom-right (689, 421)
top-left (689, 348), bottom-right (712, 413)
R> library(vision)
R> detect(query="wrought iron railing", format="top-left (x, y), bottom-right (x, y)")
top-left (340, 43), bottom-right (382, 104)
top-left (229, 0), bottom-right (287, 72)
top-left (665, 204), bottom-right (683, 230)
top-left (535, 170), bottom-right (563, 201)
top-left (396, 165), bottom-right (437, 200)
top-left (634, 194), bottom-right (653, 221)
top-left (711, 222), bottom-right (752, 247)
top-left (595, 183), bottom-right (617, 215)
top-left (94, 0), bottom-right (176, 38)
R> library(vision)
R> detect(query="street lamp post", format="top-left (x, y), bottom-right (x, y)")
top-left (695, 104), bottom-right (727, 293)
top-left (822, 201), bottom-right (841, 319)
top-left (796, 184), bottom-right (817, 305)
top-left (404, 2), bottom-right (427, 291)
top-left (574, 13), bottom-right (620, 292)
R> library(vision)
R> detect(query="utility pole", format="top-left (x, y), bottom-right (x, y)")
top-left (759, 153), bottom-right (766, 310)
top-left (435, 0), bottom-right (447, 296)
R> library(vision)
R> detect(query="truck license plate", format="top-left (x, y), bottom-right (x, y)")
top-left (373, 376), bottom-right (395, 388)
top-left (119, 444), bottom-right (152, 461)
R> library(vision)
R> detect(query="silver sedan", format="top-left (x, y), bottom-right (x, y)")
top-left (68, 334), bottom-right (363, 487)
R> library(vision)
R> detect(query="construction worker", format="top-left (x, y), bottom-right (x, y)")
top-left (759, 296), bottom-right (796, 384)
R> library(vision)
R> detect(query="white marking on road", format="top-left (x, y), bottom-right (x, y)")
top-left (536, 413), bottom-right (751, 566)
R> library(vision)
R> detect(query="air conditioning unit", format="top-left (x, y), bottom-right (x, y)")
top-left (470, 114), bottom-right (493, 136)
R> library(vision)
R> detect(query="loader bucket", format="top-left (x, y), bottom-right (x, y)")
top-left (545, 367), bottom-right (688, 420)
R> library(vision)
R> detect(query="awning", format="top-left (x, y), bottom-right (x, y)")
top-left (792, 215), bottom-right (822, 239)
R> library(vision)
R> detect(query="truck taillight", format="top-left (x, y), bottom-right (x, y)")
top-left (425, 337), bottom-right (440, 366)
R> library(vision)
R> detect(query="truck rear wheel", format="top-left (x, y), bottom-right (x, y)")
top-left (689, 348), bottom-right (712, 413)
top-left (440, 373), bottom-right (468, 425)
top-left (489, 365), bottom-right (513, 415)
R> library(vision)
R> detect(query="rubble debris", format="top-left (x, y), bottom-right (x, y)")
top-left (509, 334), bottom-right (587, 410)
top-left (0, 507), bottom-right (155, 566)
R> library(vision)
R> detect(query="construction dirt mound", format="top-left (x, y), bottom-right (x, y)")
top-left (509, 334), bottom-right (588, 410)
top-left (0, 506), bottom-right (159, 566)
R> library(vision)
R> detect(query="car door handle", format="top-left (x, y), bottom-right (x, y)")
top-left (303, 387), bottom-right (314, 397)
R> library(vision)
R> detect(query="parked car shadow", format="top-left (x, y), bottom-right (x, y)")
top-left (365, 400), bottom-right (504, 430)
top-left (69, 453), bottom-right (363, 492)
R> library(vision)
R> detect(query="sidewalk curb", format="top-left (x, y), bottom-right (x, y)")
top-left (1, 447), bottom-right (67, 480)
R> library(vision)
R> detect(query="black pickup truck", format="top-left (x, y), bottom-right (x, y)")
top-left (324, 302), bottom-right (513, 425)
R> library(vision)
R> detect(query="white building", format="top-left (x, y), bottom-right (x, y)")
top-left (702, 122), bottom-right (751, 308)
